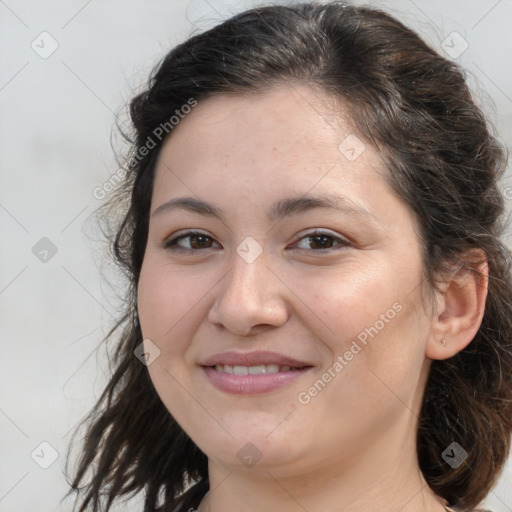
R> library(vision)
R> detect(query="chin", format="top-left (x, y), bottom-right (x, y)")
top-left (191, 420), bottom-right (301, 466)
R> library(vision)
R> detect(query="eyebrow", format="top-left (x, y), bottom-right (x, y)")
top-left (151, 194), bottom-right (378, 224)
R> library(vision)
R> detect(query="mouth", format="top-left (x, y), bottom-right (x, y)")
top-left (199, 351), bottom-right (314, 394)
top-left (200, 350), bottom-right (312, 368)
top-left (209, 363), bottom-right (310, 375)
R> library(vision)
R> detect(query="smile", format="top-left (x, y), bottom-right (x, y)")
top-left (202, 364), bottom-right (313, 394)
top-left (213, 364), bottom-right (304, 375)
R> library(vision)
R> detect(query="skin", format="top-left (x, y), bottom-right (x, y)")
top-left (137, 83), bottom-right (488, 512)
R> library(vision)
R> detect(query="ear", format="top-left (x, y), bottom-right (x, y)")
top-left (426, 249), bottom-right (489, 360)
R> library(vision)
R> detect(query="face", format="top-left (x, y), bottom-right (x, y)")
top-left (137, 84), bottom-right (436, 478)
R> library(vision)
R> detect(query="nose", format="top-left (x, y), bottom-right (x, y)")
top-left (207, 249), bottom-right (289, 336)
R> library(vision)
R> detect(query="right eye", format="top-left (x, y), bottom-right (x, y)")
top-left (163, 230), bottom-right (221, 253)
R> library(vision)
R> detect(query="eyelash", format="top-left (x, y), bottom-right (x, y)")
top-left (162, 229), bottom-right (350, 254)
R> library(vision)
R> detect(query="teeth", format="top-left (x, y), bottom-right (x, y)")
top-left (233, 365), bottom-right (248, 375)
top-left (214, 364), bottom-right (299, 375)
top-left (248, 365), bottom-right (266, 375)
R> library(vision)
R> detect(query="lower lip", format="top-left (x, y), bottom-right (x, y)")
top-left (202, 366), bottom-right (312, 394)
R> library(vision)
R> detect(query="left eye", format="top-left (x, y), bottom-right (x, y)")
top-left (293, 231), bottom-right (349, 251)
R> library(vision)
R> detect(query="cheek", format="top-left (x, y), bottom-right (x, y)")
top-left (137, 257), bottom-right (214, 430)
top-left (290, 259), bottom-right (426, 385)
top-left (137, 256), bottom-right (212, 353)
top-left (288, 261), bottom-right (401, 348)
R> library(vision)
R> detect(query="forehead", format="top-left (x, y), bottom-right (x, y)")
top-left (153, 83), bottom-right (386, 195)
top-left (168, 84), bottom-right (355, 151)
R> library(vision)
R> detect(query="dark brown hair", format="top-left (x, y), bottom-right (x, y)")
top-left (65, 2), bottom-right (512, 511)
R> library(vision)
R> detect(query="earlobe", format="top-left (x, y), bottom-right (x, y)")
top-left (426, 250), bottom-right (489, 361)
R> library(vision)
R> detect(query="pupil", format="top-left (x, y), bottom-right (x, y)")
top-left (310, 235), bottom-right (332, 249)
top-left (191, 235), bottom-right (210, 249)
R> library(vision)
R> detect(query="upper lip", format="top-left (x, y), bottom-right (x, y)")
top-left (201, 351), bottom-right (312, 368)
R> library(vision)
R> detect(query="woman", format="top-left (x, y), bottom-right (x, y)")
top-left (65, 2), bottom-right (512, 511)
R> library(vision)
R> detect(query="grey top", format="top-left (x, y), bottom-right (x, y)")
top-left (446, 508), bottom-right (493, 512)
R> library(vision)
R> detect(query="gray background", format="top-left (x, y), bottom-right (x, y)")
top-left (1, 1), bottom-right (511, 511)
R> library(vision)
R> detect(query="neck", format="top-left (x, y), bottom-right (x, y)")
top-left (197, 419), bottom-right (447, 512)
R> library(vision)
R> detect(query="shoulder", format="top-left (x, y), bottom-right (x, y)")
top-left (447, 508), bottom-right (494, 512)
